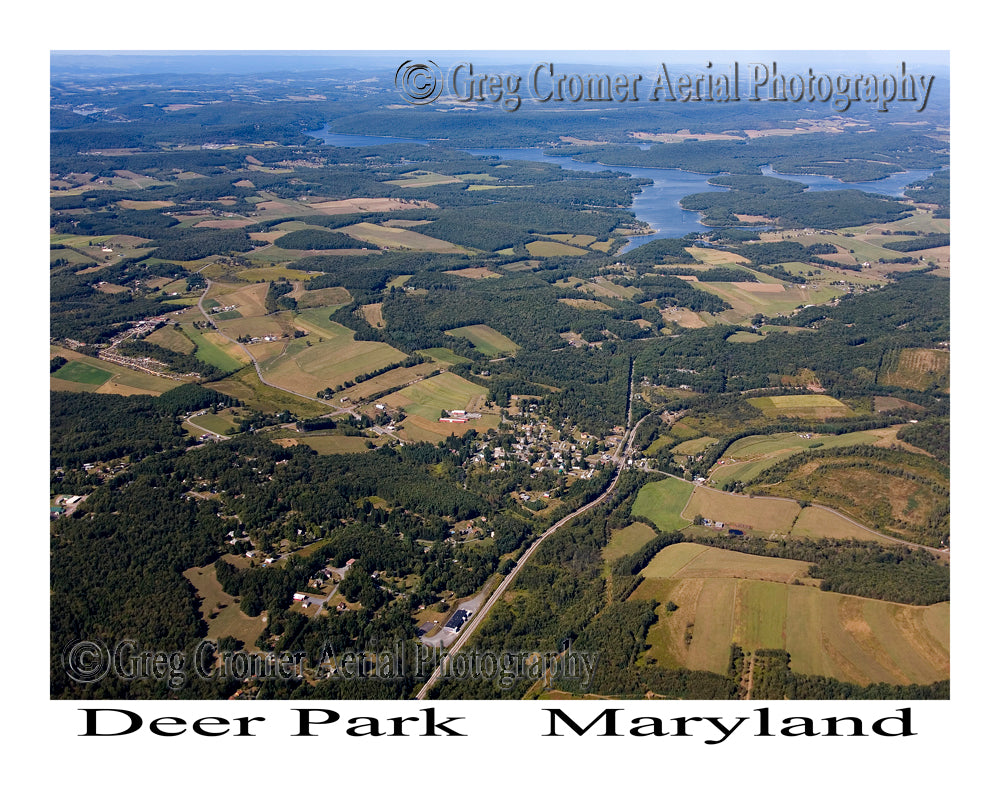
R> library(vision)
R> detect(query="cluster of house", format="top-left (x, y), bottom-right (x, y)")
top-left (438, 409), bottom-right (482, 423)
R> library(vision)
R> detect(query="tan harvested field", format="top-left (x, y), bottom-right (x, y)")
top-left (789, 506), bottom-right (883, 542)
top-left (444, 267), bottom-right (502, 279)
top-left (339, 222), bottom-right (469, 253)
top-left (526, 239), bottom-right (589, 257)
top-left (307, 198), bottom-right (437, 214)
top-left (685, 246), bottom-right (751, 265)
top-left (207, 281), bottom-right (270, 318)
top-left (661, 306), bottom-right (709, 328)
top-left (643, 543), bottom-right (813, 583)
top-left (633, 567), bottom-right (949, 684)
top-left (874, 395), bottom-right (925, 414)
top-left (360, 302), bottom-right (385, 328)
top-left (684, 486), bottom-right (801, 534)
top-left (559, 298), bottom-right (613, 310)
top-left (145, 325), bottom-right (196, 355)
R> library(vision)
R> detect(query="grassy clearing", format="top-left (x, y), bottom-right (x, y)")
top-left (526, 239), bottom-right (589, 257)
top-left (53, 361), bottom-right (113, 385)
top-left (671, 435), bottom-right (718, 456)
top-left (184, 563), bottom-right (266, 651)
top-left (602, 522), bottom-right (657, 562)
top-left (360, 303), bottom-right (386, 328)
top-left (444, 267), bottom-right (502, 279)
top-left (276, 433), bottom-right (374, 455)
top-left (558, 298), bottom-right (613, 311)
top-left (727, 332), bottom-right (765, 343)
top-left (446, 324), bottom-right (519, 356)
top-left (685, 487), bottom-right (800, 534)
top-left (631, 477), bottom-right (694, 532)
top-left (747, 394), bottom-right (854, 419)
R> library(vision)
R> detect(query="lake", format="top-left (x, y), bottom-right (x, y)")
top-left (308, 128), bottom-right (935, 252)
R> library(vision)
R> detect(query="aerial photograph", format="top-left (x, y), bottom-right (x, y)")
top-left (49, 50), bottom-right (950, 703)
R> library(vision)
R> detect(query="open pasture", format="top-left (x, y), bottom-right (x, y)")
top-left (444, 267), bottom-right (502, 279)
top-left (446, 324), bottom-right (519, 356)
top-left (305, 197), bottom-right (437, 215)
top-left (631, 477), bottom-right (694, 533)
top-left (747, 394), bottom-right (854, 419)
top-left (602, 522), bottom-right (658, 562)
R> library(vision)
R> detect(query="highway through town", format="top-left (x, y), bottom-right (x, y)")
top-left (416, 368), bottom-right (646, 700)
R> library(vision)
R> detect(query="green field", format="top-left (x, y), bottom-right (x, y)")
top-left (416, 347), bottom-right (472, 365)
top-left (446, 324), bottom-right (520, 356)
top-left (602, 522), bottom-right (657, 562)
top-left (671, 435), bottom-right (718, 456)
top-left (180, 324), bottom-right (248, 372)
top-left (631, 477), bottom-right (694, 532)
top-left (53, 360), bottom-right (113, 385)
top-left (747, 394), bottom-right (854, 419)
top-left (526, 239), bottom-right (589, 257)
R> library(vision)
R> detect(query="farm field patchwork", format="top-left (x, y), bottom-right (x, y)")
top-left (684, 486), bottom-right (800, 535)
top-left (632, 550), bottom-right (949, 684)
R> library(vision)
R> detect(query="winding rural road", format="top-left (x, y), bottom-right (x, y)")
top-left (196, 278), bottom-right (357, 417)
